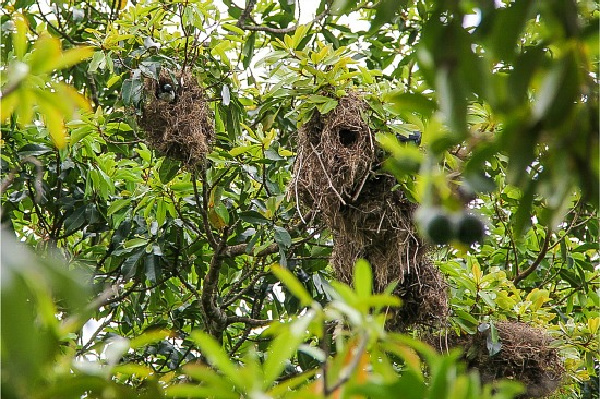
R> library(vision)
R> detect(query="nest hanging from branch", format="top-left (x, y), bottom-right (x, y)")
top-left (291, 93), bottom-right (374, 214)
top-left (290, 93), bottom-right (448, 330)
top-left (426, 321), bottom-right (565, 398)
top-left (138, 70), bottom-right (214, 165)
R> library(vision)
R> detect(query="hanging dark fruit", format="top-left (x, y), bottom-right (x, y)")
top-left (418, 208), bottom-right (454, 245)
top-left (456, 213), bottom-right (485, 246)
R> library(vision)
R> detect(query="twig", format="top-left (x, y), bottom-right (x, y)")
top-left (226, 316), bottom-right (271, 326)
top-left (324, 332), bottom-right (368, 395)
top-left (310, 142), bottom-right (346, 205)
top-left (513, 227), bottom-right (551, 285)
top-left (237, 0), bottom-right (257, 28)
top-left (76, 308), bottom-right (116, 356)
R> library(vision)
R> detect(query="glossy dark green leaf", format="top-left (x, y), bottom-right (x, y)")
top-left (274, 225), bottom-right (291, 249)
top-left (158, 158), bottom-right (181, 184)
top-left (242, 32), bottom-right (256, 69)
top-left (64, 204), bottom-right (87, 233)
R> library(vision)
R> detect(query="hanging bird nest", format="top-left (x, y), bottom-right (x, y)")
top-left (426, 321), bottom-right (565, 398)
top-left (138, 70), bottom-right (214, 165)
top-left (290, 93), bottom-right (375, 215)
top-left (326, 176), bottom-right (447, 330)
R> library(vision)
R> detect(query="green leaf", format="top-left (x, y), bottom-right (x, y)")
top-left (121, 76), bottom-right (143, 106)
top-left (271, 264), bottom-right (313, 307)
top-left (274, 225), bottom-right (292, 249)
top-left (242, 33), bottom-right (256, 69)
top-left (350, 371), bottom-right (426, 399)
top-left (166, 384), bottom-right (238, 399)
top-left (488, 0), bottom-right (533, 61)
top-left (120, 247), bottom-right (144, 278)
top-left (29, 35), bottom-right (61, 74)
top-left (436, 66), bottom-right (467, 141)
top-left (64, 205), bottom-right (87, 233)
top-left (263, 311), bottom-right (315, 388)
top-left (123, 237), bottom-right (148, 249)
top-left (189, 331), bottom-right (244, 389)
top-left (353, 259), bottom-right (373, 298)
top-left (370, 0), bottom-right (407, 32)
top-left (52, 46), bottom-right (95, 71)
top-left (533, 50), bottom-right (579, 127)
top-left (316, 99), bottom-right (338, 114)
top-left (383, 92), bottom-right (436, 118)
top-left (158, 159), bottom-right (181, 184)
top-left (107, 199), bottom-right (131, 216)
top-left (230, 144), bottom-right (259, 156)
top-left (129, 330), bottom-right (169, 349)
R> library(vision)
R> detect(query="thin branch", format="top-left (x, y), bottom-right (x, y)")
top-left (100, 277), bottom-right (170, 307)
top-left (36, 0), bottom-right (79, 45)
top-left (236, 0), bottom-right (257, 28)
top-left (76, 308), bottom-right (116, 356)
top-left (514, 228), bottom-right (551, 285)
top-left (193, 167), bottom-right (218, 249)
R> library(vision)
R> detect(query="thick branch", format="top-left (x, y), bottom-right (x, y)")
top-left (513, 228), bottom-right (551, 285)
top-left (236, 0), bottom-right (257, 28)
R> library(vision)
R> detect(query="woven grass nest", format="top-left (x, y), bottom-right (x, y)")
top-left (290, 93), bottom-right (448, 330)
top-left (426, 321), bottom-right (565, 398)
top-left (138, 70), bottom-right (214, 165)
top-left (291, 93), bottom-right (375, 214)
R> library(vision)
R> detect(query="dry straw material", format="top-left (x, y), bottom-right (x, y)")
top-left (291, 93), bottom-right (447, 329)
top-left (291, 93), bottom-right (375, 213)
top-left (427, 321), bottom-right (565, 398)
top-left (138, 70), bottom-right (214, 165)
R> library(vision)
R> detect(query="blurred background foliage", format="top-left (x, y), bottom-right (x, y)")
top-left (1, 0), bottom-right (598, 398)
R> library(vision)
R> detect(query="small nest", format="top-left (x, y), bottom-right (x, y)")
top-left (426, 321), bottom-right (565, 398)
top-left (290, 93), bottom-right (374, 214)
top-left (138, 70), bottom-right (214, 165)
top-left (329, 176), bottom-right (423, 291)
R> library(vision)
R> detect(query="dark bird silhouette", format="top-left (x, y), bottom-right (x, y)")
top-left (397, 130), bottom-right (422, 146)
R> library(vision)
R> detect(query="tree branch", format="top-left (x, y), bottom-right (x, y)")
top-left (200, 227), bottom-right (231, 338)
top-left (236, 0), bottom-right (257, 28)
top-left (513, 228), bottom-right (551, 285)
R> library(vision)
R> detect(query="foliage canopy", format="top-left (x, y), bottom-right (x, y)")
top-left (1, 0), bottom-right (598, 398)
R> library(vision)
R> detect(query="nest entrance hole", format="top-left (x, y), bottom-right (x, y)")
top-left (337, 126), bottom-right (359, 147)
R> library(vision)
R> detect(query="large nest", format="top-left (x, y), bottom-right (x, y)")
top-left (138, 70), bottom-right (214, 165)
top-left (290, 95), bottom-right (447, 330)
top-left (291, 93), bottom-right (375, 214)
top-left (426, 321), bottom-right (565, 398)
